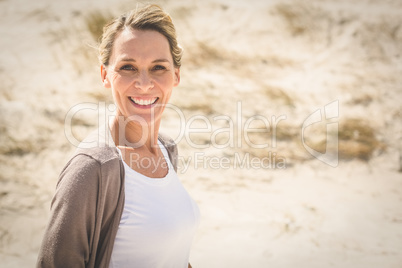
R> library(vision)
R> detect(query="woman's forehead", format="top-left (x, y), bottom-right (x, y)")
top-left (111, 29), bottom-right (172, 63)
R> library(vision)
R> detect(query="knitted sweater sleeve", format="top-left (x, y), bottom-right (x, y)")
top-left (36, 154), bottom-right (101, 268)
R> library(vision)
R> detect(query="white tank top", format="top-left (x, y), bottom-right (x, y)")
top-left (109, 141), bottom-right (200, 268)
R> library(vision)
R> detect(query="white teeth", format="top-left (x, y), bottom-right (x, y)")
top-left (130, 97), bottom-right (157, 106)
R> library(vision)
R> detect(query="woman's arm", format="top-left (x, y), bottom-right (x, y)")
top-left (37, 154), bottom-right (101, 268)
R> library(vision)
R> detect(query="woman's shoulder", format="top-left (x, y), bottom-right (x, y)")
top-left (57, 125), bottom-right (122, 188)
top-left (158, 132), bottom-right (177, 155)
top-left (74, 146), bottom-right (120, 165)
top-left (58, 147), bottom-right (121, 187)
top-left (72, 124), bottom-right (120, 164)
top-left (158, 132), bottom-right (176, 147)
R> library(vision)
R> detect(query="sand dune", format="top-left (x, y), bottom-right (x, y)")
top-left (0, 0), bottom-right (401, 267)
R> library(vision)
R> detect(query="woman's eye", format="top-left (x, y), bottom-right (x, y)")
top-left (120, 65), bottom-right (136, 71)
top-left (153, 65), bottom-right (166, 71)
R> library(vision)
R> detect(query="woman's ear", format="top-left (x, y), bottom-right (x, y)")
top-left (101, 65), bottom-right (111, 88)
top-left (174, 68), bottom-right (180, 87)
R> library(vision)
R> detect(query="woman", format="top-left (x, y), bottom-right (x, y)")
top-left (37, 5), bottom-right (200, 268)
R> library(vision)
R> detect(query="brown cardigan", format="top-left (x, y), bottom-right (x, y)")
top-left (37, 126), bottom-right (178, 268)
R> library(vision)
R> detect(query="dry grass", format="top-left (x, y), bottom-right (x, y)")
top-left (307, 118), bottom-right (385, 161)
top-left (0, 134), bottom-right (44, 156)
top-left (354, 18), bottom-right (402, 62)
top-left (244, 120), bottom-right (298, 144)
top-left (274, 2), bottom-right (330, 37)
top-left (183, 40), bottom-right (276, 69)
top-left (338, 118), bottom-right (384, 161)
top-left (274, 116), bottom-right (387, 162)
top-left (184, 41), bottom-right (227, 66)
top-left (348, 93), bottom-right (374, 106)
top-left (86, 89), bottom-right (113, 102)
top-left (274, 122), bottom-right (299, 141)
top-left (43, 11), bottom-right (101, 76)
top-left (238, 120), bottom-right (300, 163)
top-left (85, 10), bottom-right (114, 41)
top-left (181, 102), bottom-right (215, 115)
top-left (263, 84), bottom-right (294, 107)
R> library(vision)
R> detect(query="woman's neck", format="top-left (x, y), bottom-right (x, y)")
top-left (109, 114), bottom-right (161, 153)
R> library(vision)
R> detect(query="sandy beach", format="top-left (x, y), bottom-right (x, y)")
top-left (1, 0), bottom-right (401, 267)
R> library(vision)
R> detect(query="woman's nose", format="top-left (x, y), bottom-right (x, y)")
top-left (134, 70), bottom-right (154, 91)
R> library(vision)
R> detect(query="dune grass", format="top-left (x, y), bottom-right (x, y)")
top-left (85, 10), bottom-right (114, 41)
top-left (338, 118), bottom-right (384, 160)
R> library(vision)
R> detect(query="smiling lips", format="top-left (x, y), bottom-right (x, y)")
top-left (129, 97), bottom-right (158, 107)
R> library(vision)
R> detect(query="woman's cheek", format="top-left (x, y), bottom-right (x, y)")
top-left (112, 74), bottom-right (135, 90)
top-left (154, 73), bottom-right (173, 86)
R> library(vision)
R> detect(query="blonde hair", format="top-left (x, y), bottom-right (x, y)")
top-left (99, 4), bottom-right (182, 67)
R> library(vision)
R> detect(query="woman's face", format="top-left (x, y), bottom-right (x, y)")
top-left (101, 29), bottom-right (180, 126)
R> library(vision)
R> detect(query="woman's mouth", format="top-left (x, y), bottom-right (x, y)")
top-left (129, 97), bottom-right (158, 107)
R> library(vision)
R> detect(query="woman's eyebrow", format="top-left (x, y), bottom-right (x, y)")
top-left (152, 59), bottom-right (170, 63)
top-left (118, 58), bottom-right (170, 63)
top-left (120, 58), bottom-right (135, 62)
